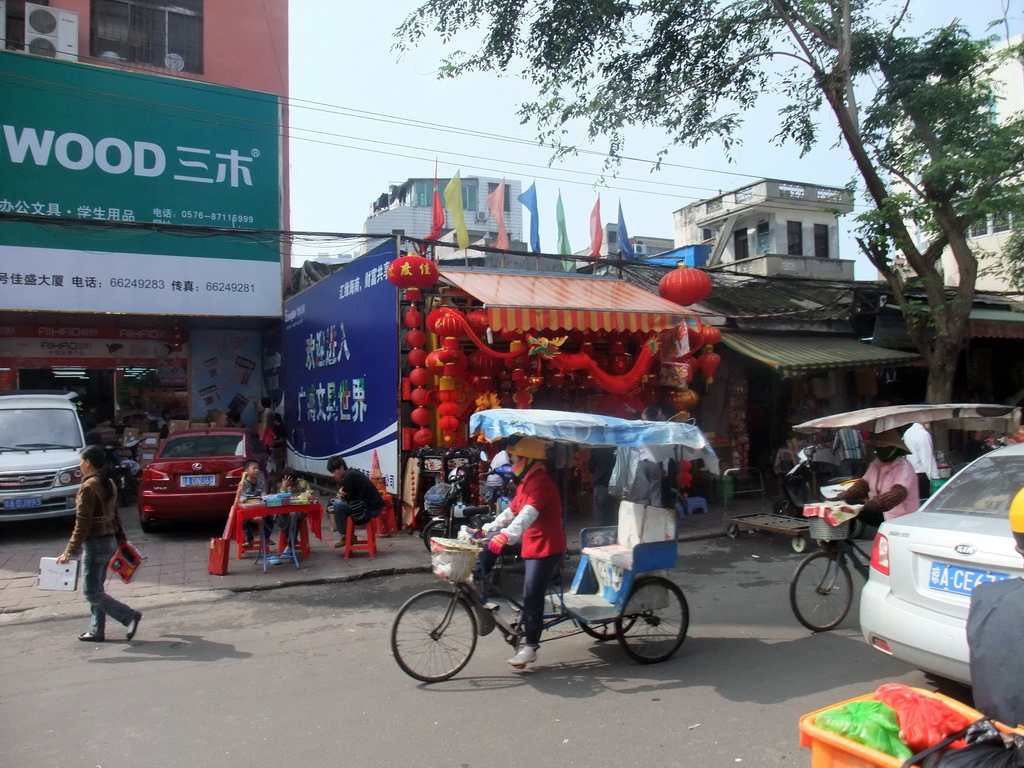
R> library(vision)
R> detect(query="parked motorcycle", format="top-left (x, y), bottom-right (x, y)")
top-left (775, 444), bottom-right (859, 515)
top-left (420, 449), bottom-right (490, 551)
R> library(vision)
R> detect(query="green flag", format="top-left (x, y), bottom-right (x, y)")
top-left (556, 191), bottom-right (571, 255)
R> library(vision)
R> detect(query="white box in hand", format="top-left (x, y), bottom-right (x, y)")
top-left (38, 557), bottom-right (79, 591)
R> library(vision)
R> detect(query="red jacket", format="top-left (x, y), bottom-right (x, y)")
top-left (509, 464), bottom-right (566, 559)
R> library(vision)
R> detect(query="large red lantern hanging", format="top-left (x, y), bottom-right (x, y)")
top-left (407, 348), bottom-right (428, 368)
top-left (410, 387), bottom-right (431, 407)
top-left (466, 310), bottom-right (490, 336)
top-left (403, 307), bottom-right (424, 329)
top-left (658, 265), bottom-right (712, 306)
top-left (698, 351), bottom-right (722, 383)
top-left (387, 254), bottom-right (439, 301)
top-left (410, 407), bottom-right (432, 427)
top-left (409, 367), bottom-right (431, 388)
top-left (427, 307), bottom-right (463, 338)
top-left (406, 328), bottom-right (427, 349)
top-left (413, 427), bottom-right (433, 447)
top-left (700, 325), bottom-right (722, 347)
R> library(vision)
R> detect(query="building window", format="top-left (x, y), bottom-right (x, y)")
top-left (391, 229), bottom-right (405, 236)
top-left (993, 212), bottom-right (1011, 233)
top-left (486, 183), bottom-right (511, 212)
top-left (91, 0), bottom-right (203, 74)
top-left (787, 221), bottom-right (803, 255)
top-left (755, 221), bottom-right (770, 255)
top-left (734, 228), bottom-right (749, 261)
top-left (412, 181), bottom-right (434, 208)
top-left (814, 223), bottom-right (829, 258)
top-left (461, 183), bottom-right (478, 212)
top-left (969, 219), bottom-right (989, 238)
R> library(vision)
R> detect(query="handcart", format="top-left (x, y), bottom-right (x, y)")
top-left (726, 511), bottom-right (811, 552)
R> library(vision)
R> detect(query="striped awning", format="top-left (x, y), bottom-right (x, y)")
top-left (439, 269), bottom-right (688, 332)
top-left (720, 332), bottom-right (921, 377)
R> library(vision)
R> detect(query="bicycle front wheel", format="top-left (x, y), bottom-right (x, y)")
top-left (789, 551), bottom-right (854, 632)
top-left (616, 576), bottom-right (689, 664)
top-left (391, 588), bottom-right (478, 683)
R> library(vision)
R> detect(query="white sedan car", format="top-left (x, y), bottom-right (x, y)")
top-left (859, 442), bottom-right (1024, 684)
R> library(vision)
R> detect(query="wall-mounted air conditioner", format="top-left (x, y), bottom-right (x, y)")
top-left (475, 211), bottom-right (488, 223)
top-left (23, 3), bottom-right (78, 61)
top-left (633, 243), bottom-right (647, 256)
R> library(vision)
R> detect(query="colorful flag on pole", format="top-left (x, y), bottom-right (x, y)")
top-left (487, 179), bottom-right (509, 250)
top-left (443, 171), bottom-right (469, 251)
top-left (589, 195), bottom-right (603, 259)
top-left (556, 192), bottom-right (571, 255)
top-left (426, 165), bottom-right (445, 241)
top-left (617, 201), bottom-right (636, 259)
top-left (517, 182), bottom-right (540, 253)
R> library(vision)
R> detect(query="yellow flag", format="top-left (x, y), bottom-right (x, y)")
top-left (443, 172), bottom-right (469, 252)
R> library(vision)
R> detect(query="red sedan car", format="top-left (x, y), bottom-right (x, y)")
top-left (138, 428), bottom-right (268, 532)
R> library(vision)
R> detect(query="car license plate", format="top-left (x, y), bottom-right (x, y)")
top-left (929, 562), bottom-right (1010, 595)
top-left (180, 475), bottom-right (216, 488)
top-left (3, 496), bottom-right (42, 509)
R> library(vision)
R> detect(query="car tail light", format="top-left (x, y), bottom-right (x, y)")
top-left (870, 533), bottom-right (890, 575)
top-left (142, 466), bottom-right (170, 482)
top-left (870, 637), bottom-right (892, 654)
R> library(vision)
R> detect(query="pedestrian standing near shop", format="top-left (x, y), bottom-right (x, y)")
top-left (832, 427), bottom-right (867, 477)
top-left (902, 422), bottom-right (939, 500)
top-left (587, 446), bottom-right (618, 527)
top-left (56, 445), bottom-right (141, 643)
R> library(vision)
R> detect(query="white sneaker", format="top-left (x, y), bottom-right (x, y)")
top-left (508, 646), bottom-right (538, 669)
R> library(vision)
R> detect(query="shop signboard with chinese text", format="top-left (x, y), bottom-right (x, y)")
top-left (282, 242), bottom-right (398, 492)
top-left (0, 51), bottom-right (282, 316)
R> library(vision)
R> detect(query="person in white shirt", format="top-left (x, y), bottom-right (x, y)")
top-left (902, 422), bottom-right (939, 500)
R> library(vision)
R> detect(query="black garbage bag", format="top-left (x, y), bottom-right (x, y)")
top-left (931, 719), bottom-right (1024, 768)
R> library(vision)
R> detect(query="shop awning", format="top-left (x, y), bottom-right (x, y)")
top-left (720, 332), bottom-right (921, 377)
top-left (969, 308), bottom-right (1024, 339)
top-left (439, 269), bottom-right (687, 332)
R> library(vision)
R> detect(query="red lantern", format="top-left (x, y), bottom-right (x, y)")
top-left (427, 307), bottom-right (463, 337)
top-left (468, 351), bottom-right (500, 377)
top-left (438, 390), bottom-right (458, 403)
top-left (425, 350), bottom-right (447, 375)
top-left (466, 310), bottom-right (489, 335)
top-left (438, 415), bottom-right (459, 434)
top-left (402, 307), bottom-right (424, 329)
top-left (658, 265), bottom-right (712, 306)
top-left (406, 328), bottom-right (426, 349)
top-left (410, 387), bottom-right (430, 407)
top-left (438, 402), bottom-right (461, 418)
top-left (500, 328), bottom-right (524, 342)
top-left (410, 407), bottom-right (432, 427)
top-left (407, 348), bottom-right (427, 368)
top-left (409, 367), bottom-right (431, 388)
top-left (413, 427), bottom-right (433, 447)
top-left (700, 325), bottom-right (722, 347)
top-left (387, 254), bottom-right (439, 301)
top-left (698, 351), bottom-right (721, 382)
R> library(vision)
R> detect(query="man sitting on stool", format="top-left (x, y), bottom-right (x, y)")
top-left (327, 455), bottom-right (383, 548)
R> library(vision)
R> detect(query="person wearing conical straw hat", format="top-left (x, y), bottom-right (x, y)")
top-left (834, 429), bottom-right (920, 528)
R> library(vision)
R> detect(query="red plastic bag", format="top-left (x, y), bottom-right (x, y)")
top-left (873, 683), bottom-right (970, 752)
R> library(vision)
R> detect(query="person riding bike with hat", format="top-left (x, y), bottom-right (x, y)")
top-left (472, 435), bottom-right (566, 669)
top-left (833, 428), bottom-right (920, 528)
top-left (966, 489), bottom-right (1024, 728)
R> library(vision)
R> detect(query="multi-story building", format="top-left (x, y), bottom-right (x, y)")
top-left (0, 1), bottom-right (289, 427)
top-left (364, 175), bottom-right (524, 246)
top-left (673, 178), bottom-right (856, 280)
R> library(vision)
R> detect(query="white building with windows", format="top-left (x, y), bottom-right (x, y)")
top-left (363, 176), bottom-right (524, 246)
top-left (673, 179), bottom-right (856, 280)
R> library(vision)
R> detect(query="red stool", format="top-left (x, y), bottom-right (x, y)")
top-left (344, 516), bottom-right (376, 559)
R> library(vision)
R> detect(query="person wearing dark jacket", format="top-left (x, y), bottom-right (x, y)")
top-left (327, 455), bottom-right (383, 547)
top-left (57, 445), bottom-right (141, 642)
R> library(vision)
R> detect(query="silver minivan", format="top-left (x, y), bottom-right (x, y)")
top-left (0, 392), bottom-right (86, 521)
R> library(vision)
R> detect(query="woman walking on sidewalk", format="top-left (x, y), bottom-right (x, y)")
top-left (57, 445), bottom-right (141, 643)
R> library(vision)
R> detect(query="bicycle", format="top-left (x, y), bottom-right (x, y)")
top-left (788, 514), bottom-right (872, 632)
top-left (390, 535), bottom-right (689, 683)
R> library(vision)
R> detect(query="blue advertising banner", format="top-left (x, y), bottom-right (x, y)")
top-left (283, 242), bottom-right (399, 492)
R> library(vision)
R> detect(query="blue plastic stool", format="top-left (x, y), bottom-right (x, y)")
top-left (681, 496), bottom-right (708, 515)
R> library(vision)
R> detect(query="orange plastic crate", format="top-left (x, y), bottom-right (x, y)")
top-left (799, 687), bottom-right (1022, 768)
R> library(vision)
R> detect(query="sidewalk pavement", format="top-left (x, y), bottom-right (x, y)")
top-left (0, 494), bottom-right (770, 625)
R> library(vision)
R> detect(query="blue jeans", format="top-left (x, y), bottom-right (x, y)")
top-left (474, 546), bottom-right (561, 647)
top-left (82, 534), bottom-right (136, 635)
top-left (332, 499), bottom-right (381, 532)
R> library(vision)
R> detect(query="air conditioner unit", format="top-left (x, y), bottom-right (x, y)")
top-left (633, 243), bottom-right (647, 256)
top-left (23, 3), bottom-right (78, 61)
top-left (475, 211), bottom-right (488, 223)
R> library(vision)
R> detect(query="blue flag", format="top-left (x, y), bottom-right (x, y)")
top-left (517, 182), bottom-right (540, 253)
top-left (618, 201), bottom-right (636, 259)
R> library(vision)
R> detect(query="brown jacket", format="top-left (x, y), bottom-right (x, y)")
top-left (63, 474), bottom-right (120, 558)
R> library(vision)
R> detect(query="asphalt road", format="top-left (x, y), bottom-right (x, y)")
top-left (1, 534), bottom-right (971, 768)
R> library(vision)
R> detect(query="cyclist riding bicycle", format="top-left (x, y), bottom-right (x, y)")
top-left (471, 435), bottom-right (566, 669)
top-left (966, 488), bottom-right (1024, 728)
top-left (833, 429), bottom-right (920, 528)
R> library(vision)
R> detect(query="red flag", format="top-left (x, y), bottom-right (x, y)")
top-left (589, 195), bottom-right (603, 259)
top-left (427, 175), bottom-right (445, 241)
top-left (487, 178), bottom-right (510, 250)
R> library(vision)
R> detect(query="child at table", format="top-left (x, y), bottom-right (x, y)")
top-left (239, 459), bottom-right (267, 546)
top-left (265, 469), bottom-right (313, 559)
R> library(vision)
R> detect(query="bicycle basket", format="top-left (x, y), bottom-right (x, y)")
top-left (429, 537), bottom-right (480, 582)
top-left (424, 482), bottom-right (456, 512)
top-left (806, 516), bottom-right (850, 540)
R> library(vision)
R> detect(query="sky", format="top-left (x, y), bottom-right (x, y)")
top-left (287, 1), bottom-right (1023, 277)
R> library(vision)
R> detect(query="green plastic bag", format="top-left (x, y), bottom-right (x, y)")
top-left (816, 701), bottom-right (913, 761)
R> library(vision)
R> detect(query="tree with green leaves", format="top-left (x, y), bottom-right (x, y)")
top-left (397, 1), bottom-right (1024, 403)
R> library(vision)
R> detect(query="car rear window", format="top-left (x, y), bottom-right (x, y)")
top-left (159, 435), bottom-right (245, 459)
top-left (929, 455), bottom-right (1021, 518)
